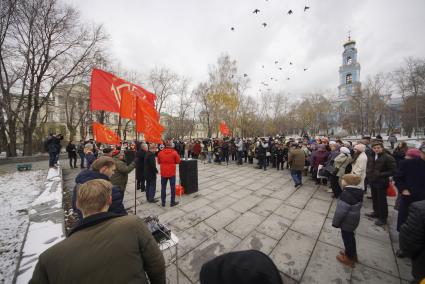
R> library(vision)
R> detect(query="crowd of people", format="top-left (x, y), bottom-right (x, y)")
top-left (34, 133), bottom-right (425, 283)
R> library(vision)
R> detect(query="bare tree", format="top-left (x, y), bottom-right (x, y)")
top-left (149, 67), bottom-right (179, 113)
top-left (0, 0), bottom-right (105, 156)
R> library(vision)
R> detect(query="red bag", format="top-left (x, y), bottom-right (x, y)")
top-left (387, 182), bottom-right (397, 197)
top-left (176, 184), bottom-right (184, 196)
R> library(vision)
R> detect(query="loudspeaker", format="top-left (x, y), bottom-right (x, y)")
top-left (179, 159), bottom-right (198, 194)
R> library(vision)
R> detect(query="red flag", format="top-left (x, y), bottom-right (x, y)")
top-left (90, 68), bottom-right (156, 113)
top-left (119, 89), bottom-right (136, 119)
top-left (136, 96), bottom-right (164, 134)
top-left (92, 122), bottom-right (121, 145)
top-left (220, 121), bottom-right (230, 136)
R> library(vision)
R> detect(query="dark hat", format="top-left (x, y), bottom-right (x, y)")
top-left (103, 147), bottom-right (113, 154)
top-left (200, 250), bottom-right (283, 284)
top-left (371, 140), bottom-right (384, 147)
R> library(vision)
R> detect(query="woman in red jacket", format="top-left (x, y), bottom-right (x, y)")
top-left (157, 142), bottom-right (181, 207)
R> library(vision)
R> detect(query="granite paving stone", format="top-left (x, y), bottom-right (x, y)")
top-left (250, 197), bottom-right (282, 217)
top-left (257, 213), bottom-right (290, 240)
top-left (274, 203), bottom-right (302, 220)
top-left (270, 230), bottom-right (316, 281)
top-left (291, 210), bottom-right (326, 239)
top-left (204, 208), bottom-right (241, 231)
top-left (304, 198), bottom-right (332, 215)
top-left (225, 211), bottom-right (265, 239)
top-left (301, 241), bottom-right (352, 284)
top-left (233, 230), bottom-right (278, 255)
top-left (351, 263), bottom-right (401, 284)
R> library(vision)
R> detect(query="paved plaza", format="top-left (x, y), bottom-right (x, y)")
top-left (82, 160), bottom-right (413, 284)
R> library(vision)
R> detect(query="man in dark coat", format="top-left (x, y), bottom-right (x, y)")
top-left (45, 134), bottom-right (63, 167)
top-left (399, 200), bottom-right (425, 283)
top-left (72, 156), bottom-right (127, 223)
top-left (365, 141), bottom-right (396, 226)
top-left (30, 179), bottom-right (165, 284)
top-left (66, 140), bottom-right (77, 169)
top-left (136, 143), bottom-right (148, 192)
top-left (144, 144), bottom-right (159, 203)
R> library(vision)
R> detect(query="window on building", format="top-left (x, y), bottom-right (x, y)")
top-left (347, 57), bottom-right (352, 64)
top-left (48, 111), bottom-right (55, 121)
top-left (346, 74), bottom-right (352, 84)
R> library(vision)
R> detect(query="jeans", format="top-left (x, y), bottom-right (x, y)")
top-left (236, 151), bottom-right (243, 165)
top-left (146, 179), bottom-right (156, 202)
top-left (137, 176), bottom-right (146, 191)
top-left (341, 230), bottom-right (357, 258)
top-left (207, 152), bottom-right (212, 163)
top-left (78, 152), bottom-right (85, 168)
top-left (371, 184), bottom-right (388, 222)
top-left (161, 176), bottom-right (176, 206)
top-left (49, 152), bottom-right (57, 167)
top-left (290, 170), bottom-right (302, 185)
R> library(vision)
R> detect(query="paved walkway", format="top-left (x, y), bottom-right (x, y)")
top-left (116, 160), bottom-right (412, 284)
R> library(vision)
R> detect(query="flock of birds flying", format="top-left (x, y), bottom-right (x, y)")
top-left (229, 4), bottom-right (312, 94)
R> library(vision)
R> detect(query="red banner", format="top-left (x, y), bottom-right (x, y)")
top-left (90, 68), bottom-right (156, 113)
top-left (220, 121), bottom-right (230, 136)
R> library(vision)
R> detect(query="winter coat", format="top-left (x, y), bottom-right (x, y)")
top-left (135, 149), bottom-right (147, 181)
top-left (351, 152), bottom-right (368, 190)
top-left (392, 148), bottom-right (406, 166)
top-left (46, 136), bottom-right (62, 153)
top-left (193, 143), bottom-right (201, 155)
top-left (72, 170), bottom-right (127, 222)
top-left (29, 213), bottom-right (166, 284)
top-left (66, 144), bottom-right (77, 158)
top-left (366, 152), bottom-right (396, 188)
top-left (85, 152), bottom-right (96, 169)
top-left (288, 148), bottom-right (306, 171)
top-left (394, 158), bottom-right (425, 202)
top-left (157, 148), bottom-right (181, 178)
top-left (110, 157), bottom-right (136, 192)
top-left (332, 186), bottom-right (364, 232)
top-left (399, 200), bottom-right (425, 281)
top-left (310, 149), bottom-right (329, 169)
top-left (388, 135), bottom-right (397, 143)
top-left (236, 140), bottom-right (243, 152)
top-left (144, 151), bottom-right (158, 182)
top-left (334, 153), bottom-right (352, 177)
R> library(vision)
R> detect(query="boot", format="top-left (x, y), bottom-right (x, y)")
top-left (336, 254), bottom-right (355, 267)
top-left (339, 250), bottom-right (358, 262)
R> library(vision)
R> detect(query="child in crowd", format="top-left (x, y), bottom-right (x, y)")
top-left (332, 174), bottom-right (364, 267)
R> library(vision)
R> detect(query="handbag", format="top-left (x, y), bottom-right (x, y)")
top-left (387, 182), bottom-right (397, 197)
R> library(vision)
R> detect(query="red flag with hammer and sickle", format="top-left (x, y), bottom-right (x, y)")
top-left (92, 122), bottom-right (121, 145)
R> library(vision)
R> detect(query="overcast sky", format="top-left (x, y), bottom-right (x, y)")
top-left (69, 0), bottom-right (425, 100)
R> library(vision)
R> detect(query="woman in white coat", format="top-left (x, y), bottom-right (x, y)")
top-left (351, 143), bottom-right (368, 190)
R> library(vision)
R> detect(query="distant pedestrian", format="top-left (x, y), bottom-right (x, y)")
top-left (84, 144), bottom-right (96, 169)
top-left (136, 143), bottom-right (148, 192)
top-left (66, 140), bottom-right (77, 169)
top-left (77, 140), bottom-right (85, 168)
top-left (387, 134), bottom-right (397, 149)
top-left (288, 143), bottom-right (305, 188)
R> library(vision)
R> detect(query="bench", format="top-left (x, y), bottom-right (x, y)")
top-left (17, 163), bottom-right (32, 171)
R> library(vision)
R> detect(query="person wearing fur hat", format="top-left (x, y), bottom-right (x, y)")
top-left (332, 174), bottom-right (364, 267)
top-left (365, 141), bottom-right (396, 226)
top-left (330, 147), bottom-right (352, 198)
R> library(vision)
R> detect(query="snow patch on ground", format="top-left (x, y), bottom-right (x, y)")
top-left (0, 170), bottom-right (46, 284)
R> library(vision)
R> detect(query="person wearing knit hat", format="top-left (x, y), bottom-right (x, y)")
top-left (330, 147), bottom-right (352, 198)
top-left (405, 148), bottom-right (422, 159)
top-left (351, 143), bottom-right (368, 190)
top-left (333, 174), bottom-right (364, 267)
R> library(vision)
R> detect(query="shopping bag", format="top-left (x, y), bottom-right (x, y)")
top-left (176, 184), bottom-right (185, 196)
top-left (387, 182), bottom-right (397, 197)
top-left (317, 165), bottom-right (327, 179)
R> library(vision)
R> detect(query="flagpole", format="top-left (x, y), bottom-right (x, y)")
top-left (134, 100), bottom-right (138, 215)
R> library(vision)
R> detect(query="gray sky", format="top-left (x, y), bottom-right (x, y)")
top-left (69, 0), bottom-right (425, 99)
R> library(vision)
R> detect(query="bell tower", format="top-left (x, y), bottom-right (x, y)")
top-left (338, 33), bottom-right (361, 100)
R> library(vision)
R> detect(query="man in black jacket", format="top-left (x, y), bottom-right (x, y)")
top-left (136, 143), bottom-right (148, 192)
top-left (365, 141), bottom-right (396, 226)
top-left (72, 156), bottom-right (127, 223)
top-left (399, 200), bottom-right (425, 283)
top-left (144, 144), bottom-right (159, 203)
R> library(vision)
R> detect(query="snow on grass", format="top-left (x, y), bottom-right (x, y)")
top-left (0, 170), bottom-right (46, 284)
